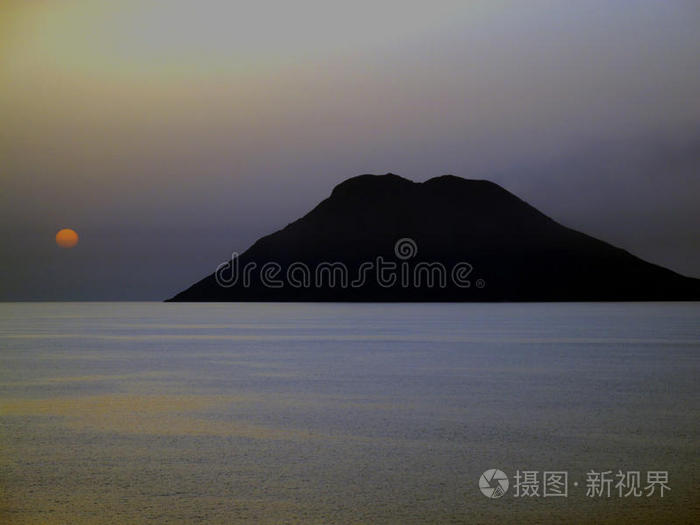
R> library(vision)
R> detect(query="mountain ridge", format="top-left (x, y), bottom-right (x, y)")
top-left (168, 173), bottom-right (700, 301)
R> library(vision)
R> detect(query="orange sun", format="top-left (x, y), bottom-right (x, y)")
top-left (56, 228), bottom-right (79, 248)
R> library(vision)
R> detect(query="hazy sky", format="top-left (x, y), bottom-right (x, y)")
top-left (1, 0), bottom-right (699, 300)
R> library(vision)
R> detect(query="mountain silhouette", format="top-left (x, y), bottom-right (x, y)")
top-left (168, 173), bottom-right (700, 301)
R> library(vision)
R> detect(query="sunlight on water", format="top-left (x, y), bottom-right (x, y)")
top-left (1, 302), bottom-right (699, 523)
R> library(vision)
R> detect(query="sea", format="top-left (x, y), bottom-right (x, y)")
top-left (1, 302), bottom-right (698, 524)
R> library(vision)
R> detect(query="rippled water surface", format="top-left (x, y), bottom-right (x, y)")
top-left (1, 302), bottom-right (698, 523)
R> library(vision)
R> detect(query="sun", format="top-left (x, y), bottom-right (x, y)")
top-left (56, 228), bottom-right (79, 248)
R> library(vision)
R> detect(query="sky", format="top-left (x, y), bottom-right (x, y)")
top-left (1, 0), bottom-right (699, 300)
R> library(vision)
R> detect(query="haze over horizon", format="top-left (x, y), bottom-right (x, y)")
top-left (2, 0), bottom-right (699, 300)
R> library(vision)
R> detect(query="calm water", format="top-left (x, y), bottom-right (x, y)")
top-left (1, 302), bottom-right (698, 524)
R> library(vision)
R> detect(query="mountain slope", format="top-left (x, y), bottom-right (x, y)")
top-left (168, 174), bottom-right (700, 301)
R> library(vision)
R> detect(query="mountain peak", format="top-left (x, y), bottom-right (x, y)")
top-left (331, 172), bottom-right (507, 192)
top-left (168, 172), bottom-right (700, 302)
top-left (423, 174), bottom-right (497, 187)
top-left (330, 173), bottom-right (412, 196)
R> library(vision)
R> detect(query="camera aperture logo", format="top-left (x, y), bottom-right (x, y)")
top-left (215, 237), bottom-right (486, 290)
top-left (479, 469), bottom-right (509, 499)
